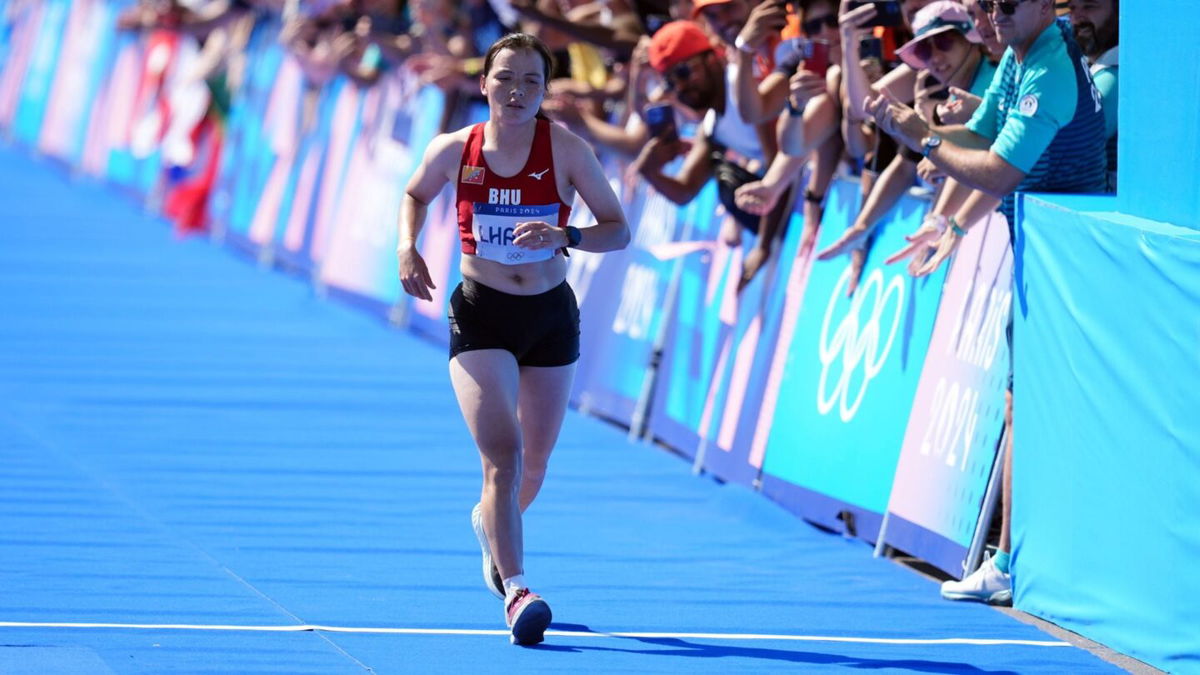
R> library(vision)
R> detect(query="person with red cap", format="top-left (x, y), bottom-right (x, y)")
top-left (632, 19), bottom-right (789, 291)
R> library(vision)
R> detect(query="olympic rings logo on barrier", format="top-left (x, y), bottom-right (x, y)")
top-left (817, 267), bottom-right (905, 423)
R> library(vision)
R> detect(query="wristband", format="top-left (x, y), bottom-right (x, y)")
top-left (804, 189), bottom-right (824, 204)
top-left (924, 213), bottom-right (948, 232)
top-left (733, 35), bottom-right (755, 54)
top-left (948, 216), bottom-right (967, 237)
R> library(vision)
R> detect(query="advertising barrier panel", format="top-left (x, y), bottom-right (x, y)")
top-left (883, 212), bottom-right (1012, 576)
top-left (696, 198), bottom-right (812, 486)
top-left (759, 179), bottom-right (945, 539)
top-left (570, 176), bottom-right (680, 427)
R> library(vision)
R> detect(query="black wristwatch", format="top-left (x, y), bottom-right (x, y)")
top-left (804, 189), bottom-right (824, 204)
top-left (564, 225), bottom-right (582, 248)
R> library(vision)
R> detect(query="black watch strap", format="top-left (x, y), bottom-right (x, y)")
top-left (565, 225), bottom-right (582, 248)
top-left (804, 189), bottom-right (824, 204)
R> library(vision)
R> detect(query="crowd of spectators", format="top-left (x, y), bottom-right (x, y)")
top-left (116, 0), bottom-right (1120, 602)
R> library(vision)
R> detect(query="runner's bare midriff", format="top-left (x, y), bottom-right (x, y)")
top-left (462, 254), bottom-right (568, 295)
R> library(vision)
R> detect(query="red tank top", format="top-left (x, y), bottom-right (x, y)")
top-left (456, 118), bottom-right (572, 265)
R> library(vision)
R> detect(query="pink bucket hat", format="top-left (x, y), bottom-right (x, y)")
top-left (895, 1), bottom-right (982, 69)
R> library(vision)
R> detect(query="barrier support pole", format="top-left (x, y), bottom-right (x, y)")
top-left (628, 212), bottom-right (695, 444)
top-left (963, 425), bottom-right (1008, 577)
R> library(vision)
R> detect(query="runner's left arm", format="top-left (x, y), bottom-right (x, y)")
top-left (557, 131), bottom-right (631, 253)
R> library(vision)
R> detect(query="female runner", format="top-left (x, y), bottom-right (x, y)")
top-left (397, 33), bottom-right (630, 645)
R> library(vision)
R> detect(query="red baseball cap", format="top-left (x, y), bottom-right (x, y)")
top-left (648, 20), bottom-right (715, 74)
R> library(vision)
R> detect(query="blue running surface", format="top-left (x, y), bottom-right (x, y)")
top-left (0, 147), bottom-right (1119, 673)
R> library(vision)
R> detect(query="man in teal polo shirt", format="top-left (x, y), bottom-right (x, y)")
top-left (865, 0), bottom-right (1107, 605)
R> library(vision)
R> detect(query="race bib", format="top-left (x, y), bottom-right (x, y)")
top-left (471, 203), bottom-right (560, 265)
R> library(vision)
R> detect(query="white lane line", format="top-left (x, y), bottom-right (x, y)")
top-left (0, 622), bottom-right (1070, 646)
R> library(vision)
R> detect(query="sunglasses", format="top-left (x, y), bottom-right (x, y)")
top-left (979, 0), bottom-right (1034, 15)
top-left (912, 32), bottom-right (959, 62)
top-left (665, 59), bottom-right (696, 89)
top-left (802, 14), bottom-right (838, 37)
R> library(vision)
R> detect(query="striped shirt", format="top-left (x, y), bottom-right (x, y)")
top-left (966, 18), bottom-right (1108, 226)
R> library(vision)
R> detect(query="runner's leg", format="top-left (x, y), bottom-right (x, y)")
top-left (516, 363), bottom-right (576, 511)
top-left (450, 349), bottom-right (524, 579)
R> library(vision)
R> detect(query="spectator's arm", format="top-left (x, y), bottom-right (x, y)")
top-left (816, 153), bottom-right (916, 259)
top-left (780, 70), bottom-right (840, 158)
top-left (579, 109), bottom-right (651, 158)
top-left (923, 145), bottom-right (1024, 198)
top-left (631, 133), bottom-right (713, 205)
top-left (930, 124), bottom-right (994, 150)
top-left (510, 0), bottom-right (639, 58)
top-left (854, 154), bottom-right (916, 230)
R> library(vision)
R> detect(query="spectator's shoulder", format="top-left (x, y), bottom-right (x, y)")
top-left (1015, 28), bottom-right (1078, 115)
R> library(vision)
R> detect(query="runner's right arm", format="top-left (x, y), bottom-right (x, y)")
top-left (398, 132), bottom-right (460, 300)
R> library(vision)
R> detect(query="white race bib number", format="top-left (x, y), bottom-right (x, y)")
top-left (471, 203), bottom-right (559, 265)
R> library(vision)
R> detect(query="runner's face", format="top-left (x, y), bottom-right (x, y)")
top-left (482, 48), bottom-right (547, 123)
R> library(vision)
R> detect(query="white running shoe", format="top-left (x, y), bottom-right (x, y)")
top-left (506, 588), bottom-right (552, 645)
top-left (941, 554), bottom-right (1012, 605)
top-left (471, 503), bottom-right (505, 600)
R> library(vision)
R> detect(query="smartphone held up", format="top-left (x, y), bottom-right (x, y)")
top-left (803, 39), bottom-right (830, 78)
top-left (644, 102), bottom-right (678, 142)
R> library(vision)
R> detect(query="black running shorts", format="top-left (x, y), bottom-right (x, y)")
top-left (448, 277), bottom-right (580, 367)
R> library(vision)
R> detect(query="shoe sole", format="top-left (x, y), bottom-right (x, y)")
top-left (471, 504), bottom-right (505, 600)
top-left (510, 598), bottom-right (552, 646)
top-left (941, 589), bottom-right (1013, 605)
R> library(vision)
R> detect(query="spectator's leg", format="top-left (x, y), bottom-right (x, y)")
top-left (994, 390), bottom-right (1013, 573)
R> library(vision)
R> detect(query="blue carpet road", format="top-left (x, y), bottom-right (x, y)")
top-left (0, 147), bottom-right (1117, 673)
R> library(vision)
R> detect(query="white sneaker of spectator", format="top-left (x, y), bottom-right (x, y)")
top-left (940, 553), bottom-right (1012, 606)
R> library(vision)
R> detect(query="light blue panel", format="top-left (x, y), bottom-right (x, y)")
top-left (1116, 1), bottom-right (1200, 227)
top-left (11, 0), bottom-right (68, 144)
top-left (761, 179), bottom-right (944, 519)
top-left (220, 23), bottom-right (285, 235)
top-left (1013, 194), bottom-right (1200, 674)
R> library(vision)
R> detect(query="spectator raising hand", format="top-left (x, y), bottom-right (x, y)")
top-left (934, 86), bottom-right (983, 125)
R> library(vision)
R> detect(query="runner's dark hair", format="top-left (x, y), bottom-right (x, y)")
top-left (483, 33), bottom-right (557, 87)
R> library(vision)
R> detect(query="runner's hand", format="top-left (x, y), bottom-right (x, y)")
top-left (513, 221), bottom-right (566, 249)
top-left (398, 243), bottom-right (436, 301)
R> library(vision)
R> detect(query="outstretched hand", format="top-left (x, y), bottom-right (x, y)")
top-left (817, 224), bottom-right (872, 260)
top-left (735, 180), bottom-right (783, 216)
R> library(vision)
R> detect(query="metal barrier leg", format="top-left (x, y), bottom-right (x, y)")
top-left (963, 425), bottom-right (1008, 577)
